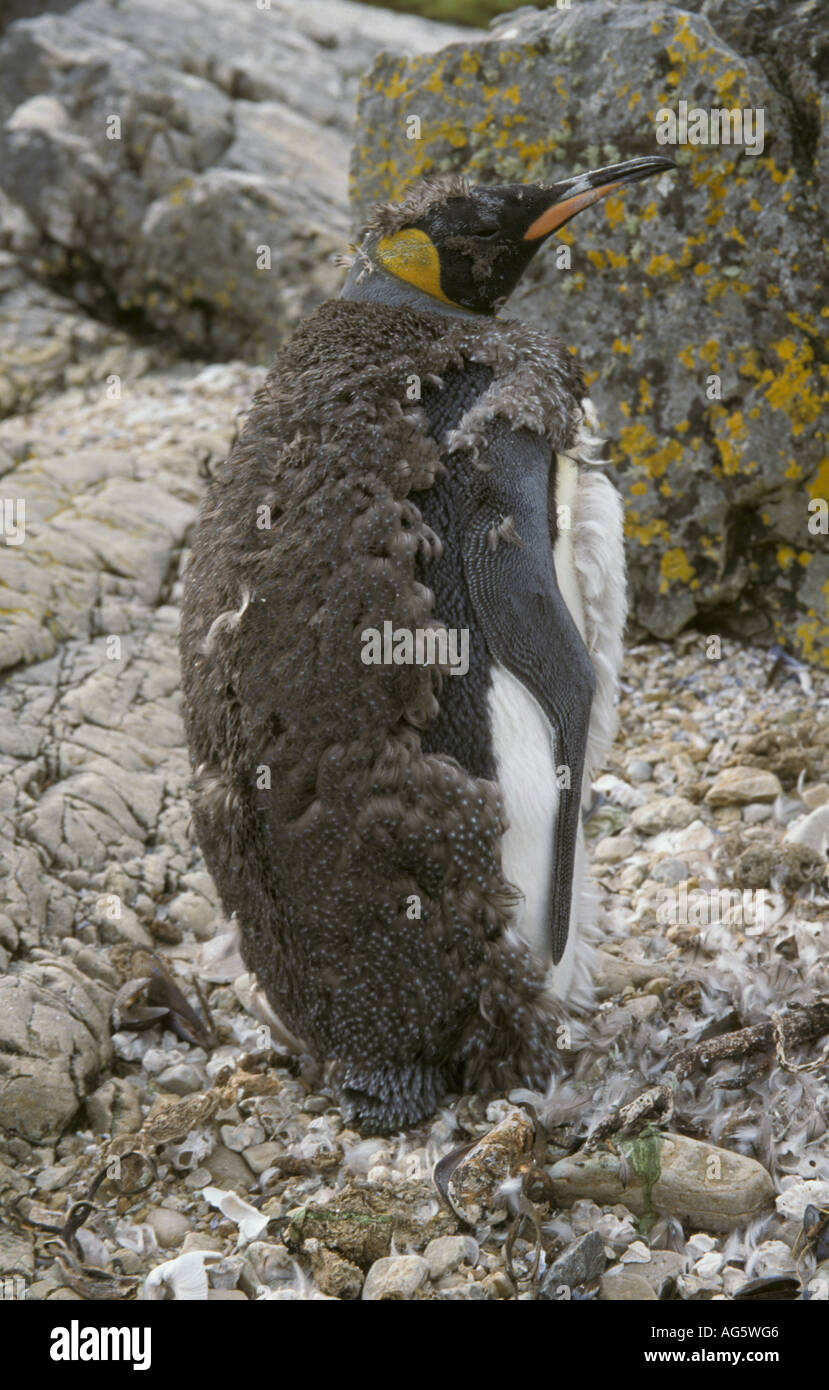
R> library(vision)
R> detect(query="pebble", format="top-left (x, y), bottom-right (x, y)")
top-left (423, 1235), bottom-right (479, 1281)
top-left (803, 783), bottom-right (829, 810)
top-left (594, 834), bottom-right (636, 864)
top-left (600, 1271), bottom-right (657, 1300)
top-left (784, 804), bottom-right (829, 855)
top-left (538, 1230), bottom-right (606, 1297)
top-left (705, 766), bottom-right (783, 806)
top-left (146, 1207), bottom-right (193, 1249)
top-left (626, 759), bottom-right (653, 784)
top-left (362, 1255), bottom-right (430, 1301)
top-left (156, 1063), bottom-right (204, 1095)
top-left (743, 802), bottom-right (773, 824)
top-left (204, 1145), bottom-right (254, 1192)
top-left (651, 857), bottom-right (690, 885)
top-left (631, 797), bottom-right (699, 834)
top-left (592, 950), bottom-right (669, 1000)
top-left (620, 995), bottom-right (660, 1022)
top-left (243, 1142), bottom-right (283, 1175)
top-left (748, 1240), bottom-right (797, 1279)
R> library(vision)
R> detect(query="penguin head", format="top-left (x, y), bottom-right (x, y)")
top-left (353, 156), bottom-right (675, 315)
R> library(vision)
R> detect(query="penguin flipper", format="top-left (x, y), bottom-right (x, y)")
top-left (458, 419), bottom-right (596, 964)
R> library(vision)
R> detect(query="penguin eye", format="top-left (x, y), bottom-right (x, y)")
top-left (474, 226), bottom-right (500, 239)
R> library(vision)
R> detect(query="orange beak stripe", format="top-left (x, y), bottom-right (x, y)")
top-left (522, 179), bottom-right (625, 240)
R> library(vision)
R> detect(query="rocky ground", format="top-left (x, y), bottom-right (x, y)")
top-left (1, 355), bottom-right (828, 1302)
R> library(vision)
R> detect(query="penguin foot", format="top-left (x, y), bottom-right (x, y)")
top-left (338, 1060), bottom-right (450, 1134)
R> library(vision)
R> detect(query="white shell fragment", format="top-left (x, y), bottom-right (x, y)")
top-left (202, 1185), bottom-right (270, 1243)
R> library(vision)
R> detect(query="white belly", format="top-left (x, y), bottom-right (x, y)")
top-left (486, 460), bottom-right (588, 985)
top-left (487, 663), bottom-right (558, 963)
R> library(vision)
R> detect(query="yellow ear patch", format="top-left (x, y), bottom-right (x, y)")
top-left (375, 229), bottom-right (455, 305)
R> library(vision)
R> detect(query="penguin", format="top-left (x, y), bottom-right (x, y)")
top-left (179, 155), bottom-right (675, 1131)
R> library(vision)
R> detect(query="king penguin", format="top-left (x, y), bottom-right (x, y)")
top-left (179, 155), bottom-right (675, 1130)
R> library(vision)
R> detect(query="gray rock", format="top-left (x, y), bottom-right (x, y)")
top-left (0, 0), bottom-right (468, 367)
top-left (0, 955), bottom-right (112, 1141)
top-left (632, 798), bottom-right (700, 835)
top-left (626, 1249), bottom-right (687, 1298)
top-left (592, 950), bottom-right (670, 1000)
top-left (156, 1063), bottom-right (205, 1096)
top-left (538, 1230), bottom-right (606, 1298)
top-left (85, 1078), bottom-right (143, 1136)
top-left (600, 1271), bottom-right (658, 1301)
top-left (626, 760), bottom-right (654, 785)
top-left (549, 1132), bottom-right (774, 1233)
top-left (423, 1235), bottom-right (479, 1281)
top-left (146, 1207), bottom-right (193, 1250)
top-left (204, 1144), bottom-right (255, 1193)
top-left (349, 0), bottom-right (827, 666)
top-left (362, 1254), bottom-right (430, 1302)
top-left (706, 766), bottom-right (783, 806)
top-left (0, 1226), bottom-right (34, 1279)
top-left (651, 857), bottom-right (690, 885)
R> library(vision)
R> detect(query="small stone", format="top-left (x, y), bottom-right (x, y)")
top-left (156, 1063), bottom-right (204, 1095)
top-left (481, 1271), bottom-right (514, 1299)
top-left (204, 1145), bottom-right (254, 1192)
top-left (146, 1207), bottom-right (193, 1250)
top-left (85, 1078), bottom-right (142, 1136)
top-left (621, 995), bottom-right (660, 1022)
top-left (207, 1288), bottom-right (248, 1300)
top-left (632, 797), bottom-right (699, 835)
top-left (538, 1230), bottom-right (606, 1297)
top-left (0, 1227), bottom-right (34, 1279)
top-left (592, 951), bottom-right (668, 1000)
top-left (594, 834), bottom-right (636, 864)
top-left (362, 1254), bottom-right (430, 1301)
top-left (784, 805), bottom-right (829, 856)
top-left (242, 1141), bottom-right (283, 1175)
top-left (651, 857), bottom-right (689, 885)
top-left (626, 759), bottom-right (653, 784)
top-left (600, 1271), bottom-right (657, 1300)
top-left (694, 1251), bottom-right (724, 1278)
top-left (743, 803), bottom-right (773, 824)
top-left (181, 1233), bottom-right (223, 1254)
top-left (220, 1120), bottom-right (265, 1152)
top-left (34, 1161), bottom-right (78, 1192)
top-left (677, 1271), bottom-right (721, 1299)
top-left (634, 1250), bottom-right (687, 1298)
top-left (306, 1241), bottom-right (363, 1300)
top-left (705, 766), bottom-right (783, 806)
top-left (423, 1235), bottom-right (479, 1281)
top-left (803, 783), bottom-right (829, 810)
top-left (670, 821), bottom-right (715, 853)
top-left (750, 1240), bottom-right (797, 1279)
top-left (168, 891), bottom-right (216, 940)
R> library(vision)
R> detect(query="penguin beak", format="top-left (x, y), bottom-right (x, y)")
top-left (522, 155), bottom-right (676, 240)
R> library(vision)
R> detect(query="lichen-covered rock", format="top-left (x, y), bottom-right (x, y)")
top-left (350, 0), bottom-right (828, 667)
